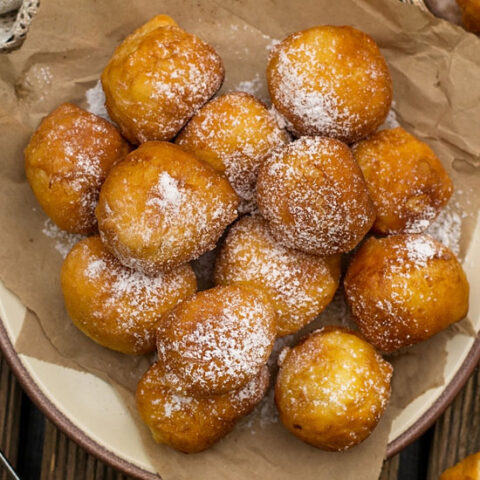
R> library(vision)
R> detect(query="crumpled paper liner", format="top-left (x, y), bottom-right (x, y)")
top-left (1, 0), bottom-right (480, 479)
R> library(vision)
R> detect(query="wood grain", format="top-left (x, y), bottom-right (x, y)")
top-left (40, 419), bottom-right (132, 480)
top-left (0, 354), bottom-right (22, 480)
top-left (427, 366), bottom-right (480, 479)
top-left (380, 454), bottom-right (400, 480)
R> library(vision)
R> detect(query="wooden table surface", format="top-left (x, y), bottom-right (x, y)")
top-left (0, 0), bottom-right (478, 479)
top-left (0, 350), bottom-right (479, 480)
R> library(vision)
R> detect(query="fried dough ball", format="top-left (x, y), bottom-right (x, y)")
top-left (136, 362), bottom-right (269, 453)
top-left (256, 136), bottom-right (375, 256)
top-left (344, 234), bottom-right (469, 353)
top-left (24, 103), bottom-right (130, 234)
top-left (275, 327), bottom-right (392, 451)
top-left (61, 236), bottom-right (196, 355)
top-left (96, 142), bottom-right (238, 275)
top-left (352, 127), bottom-right (453, 234)
top-left (267, 25), bottom-right (392, 143)
top-left (176, 92), bottom-right (290, 212)
top-left (440, 451), bottom-right (480, 480)
top-left (101, 15), bottom-right (224, 144)
top-left (156, 285), bottom-right (276, 396)
top-left (457, 0), bottom-right (480, 32)
top-left (214, 215), bottom-right (341, 336)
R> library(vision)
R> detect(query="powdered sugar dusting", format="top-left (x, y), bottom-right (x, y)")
top-left (215, 215), bottom-right (339, 335)
top-left (239, 388), bottom-right (279, 430)
top-left (268, 105), bottom-right (291, 131)
top-left (387, 235), bottom-right (443, 272)
top-left (273, 40), bottom-right (357, 137)
top-left (380, 106), bottom-right (400, 129)
top-left (138, 362), bottom-right (269, 437)
top-left (177, 92), bottom-right (289, 213)
top-left (98, 144), bottom-right (239, 274)
top-left (157, 286), bottom-right (275, 394)
top-left (427, 203), bottom-right (463, 255)
top-left (403, 236), bottom-right (437, 266)
top-left (103, 25), bottom-right (224, 143)
top-left (239, 293), bottom-right (360, 431)
top-left (234, 73), bottom-right (263, 97)
top-left (74, 238), bottom-right (196, 351)
top-left (85, 80), bottom-right (109, 120)
top-left (28, 103), bottom-right (129, 233)
top-left (274, 328), bottom-right (392, 449)
top-left (146, 172), bottom-right (183, 213)
top-left (257, 136), bottom-right (374, 255)
top-left (344, 233), bottom-right (466, 352)
top-left (42, 219), bottom-right (84, 258)
top-left (268, 29), bottom-right (391, 141)
top-left (352, 127), bottom-right (453, 235)
top-left (266, 38), bottom-right (281, 52)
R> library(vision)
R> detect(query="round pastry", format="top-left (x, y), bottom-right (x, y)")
top-left (456, 0), bottom-right (480, 33)
top-left (267, 25), bottom-right (392, 143)
top-left (61, 236), bottom-right (197, 354)
top-left (96, 141), bottom-right (239, 275)
top-left (136, 362), bottom-right (269, 453)
top-left (156, 284), bottom-right (276, 396)
top-left (352, 127), bottom-right (453, 234)
top-left (344, 234), bottom-right (469, 353)
top-left (256, 136), bottom-right (375, 256)
top-left (61, 235), bottom-right (197, 355)
top-left (275, 326), bottom-right (392, 451)
top-left (24, 103), bottom-right (130, 234)
top-left (176, 91), bottom-right (290, 212)
top-left (440, 451), bottom-right (480, 480)
top-left (101, 15), bottom-right (224, 144)
top-left (214, 215), bottom-right (341, 336)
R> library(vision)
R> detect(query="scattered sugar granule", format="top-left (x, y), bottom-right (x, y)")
top-left (265, 38), bottom-right (280, 52)
top-left (85, 80), bottom-right (109, 120)
top-left (234, 73), bottom-right (263, 97)
top-left (426, 205), bottom-right (463, 256)
top-left (404, 235), bottom-right (437, 266)
top-left (42, 219), bottom-right (84, 258)
top-left (146, 171), bottom-right (183, 213)
top-left (380, 102), bottom-right (400, 129)
top-left (35, 66), bottom-right (52, 86)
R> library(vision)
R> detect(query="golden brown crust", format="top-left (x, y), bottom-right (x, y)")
top-left (60, 236), bottom-right (197, 355)
top-left (275, 326), bottom-right (392, 451)
top-left (136, 362), bottom-right (269, 453)
top-left (352, 127), bottom-right (453, 234)
top-left (440, 451), bottom-right (480, 480)
top-left (214, 215), bottom-right (341, 336)
top-left (176, 91), bottom-right (290, 212)
top-left (101, 15), bottom-right (224, 144)
top-left (344, 234), bottom-right (469, 353)
top-left (24, 103), bottom-right (130, 234)
top-left (267, 25), bottom-right (392, 143)
top-left (256, 136), bottom-right (375, 256)
top-left (156, 285), bottom-right (276, 396)
top-left (456, 0), bottom-right (480, 32)
top-left (96, 141), bottom-right (239, 275)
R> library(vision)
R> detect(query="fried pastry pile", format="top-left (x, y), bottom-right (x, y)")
top-left (24, 16), bottom-right (468, 454)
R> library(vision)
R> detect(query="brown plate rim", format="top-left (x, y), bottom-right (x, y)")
top-left (386, 332), bottom-right (480, 457)
top-left (0, 317), bottom-right (160, 480)
top-left (0, 315), bottom-right (479, 477)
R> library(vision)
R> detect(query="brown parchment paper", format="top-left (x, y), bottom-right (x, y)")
top-left (2, 0), bottom-right (480, 479)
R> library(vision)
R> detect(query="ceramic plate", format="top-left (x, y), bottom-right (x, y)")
top-left (0, 220), bottom-right (479, 477)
